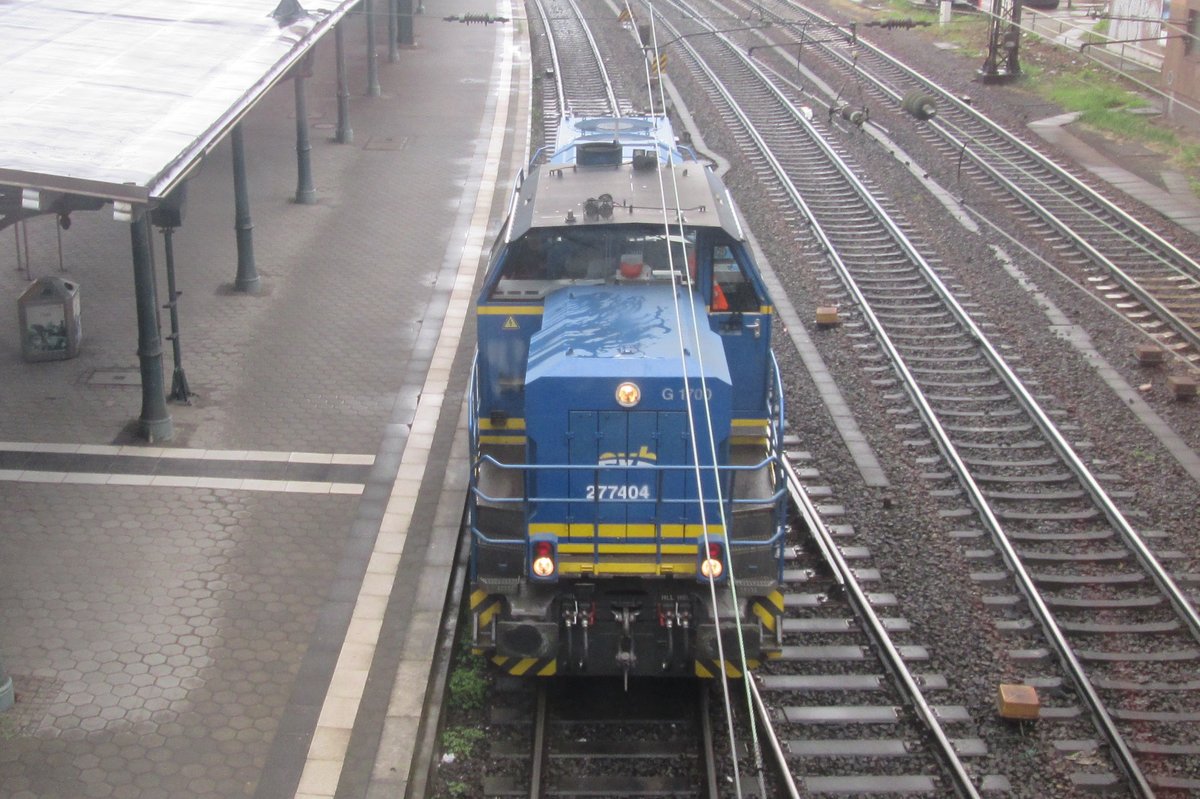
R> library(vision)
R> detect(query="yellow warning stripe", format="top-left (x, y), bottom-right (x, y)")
top-left (479, 435), bottom-right (526, 445)
top-left (558, 562), bottom-right (697, 576)
top-left (694, 659), bottom-right (752, 678)
top-left (532, 523), bottom-right (724, 539)
top-left (557, 543), bottom-right (699, 555)
top-left (491, 656), bottom-right (557, 676)
top-left (478, 306), bottom-right (543, 315)
top-left (479, 418), bottom-right (526, 430)
top-left (751, 591), bottom-right (784, 635)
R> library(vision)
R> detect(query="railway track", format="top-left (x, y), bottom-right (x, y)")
top-left (466, 1), bottom-right (1200, 795)
top-left (719, 0), bottom-right (1200, 364)
top-left (755, 449), bottom-right (1003, 797)
top-left (634, 0), bottom-right (1200, 792)
top-left (528, 0), bottom-right (625, 156)
top-left (484, 677), bottom-right (719, 797)
top-left (472, 7), bottom-right (994, 792)
top-left (469, 449), bottom-right (999, 798)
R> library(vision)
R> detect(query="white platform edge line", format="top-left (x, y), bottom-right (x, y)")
top-left (292, 7), bottom-right (516, 797)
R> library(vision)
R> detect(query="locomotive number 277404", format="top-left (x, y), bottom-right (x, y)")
top-left (585, 484), bottom-right (652, 500)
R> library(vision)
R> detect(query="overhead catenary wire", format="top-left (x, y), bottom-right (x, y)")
top-left (628, 2), bottom-right (768, 795)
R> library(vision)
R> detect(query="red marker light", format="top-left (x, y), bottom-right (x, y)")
top-left (532, 540), bottom-right (556, 577)
top-left (700, 541), bottom-right (724, 579)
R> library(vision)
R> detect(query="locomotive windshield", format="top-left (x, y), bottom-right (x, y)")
top-left (489, 224), bottom-right (761, 312)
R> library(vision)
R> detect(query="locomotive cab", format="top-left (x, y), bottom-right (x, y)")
top-left (468, 116), bottom-right (786, 678)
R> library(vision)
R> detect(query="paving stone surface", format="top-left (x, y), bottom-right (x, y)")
top-left (0, 5), bottom-right (505, 797)
top-left (0, 483), bottom-right (356, 798)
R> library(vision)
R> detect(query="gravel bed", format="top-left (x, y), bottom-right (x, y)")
top-left (433, 3), bottom-right (1200, 796)
top-left (587, 0), bottom-right (1200, 795)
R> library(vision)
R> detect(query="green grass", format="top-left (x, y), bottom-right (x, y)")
top-left (878, 0), bottom-right (988, 56)
top-left (441, 725), bottom-right (486, 759)
top-left (857, 0), bottom-right (1200, 191)
top-left (1041, 68), bottom-right (1181, 148)
top-left (447, 655), bottom-right (487, 712)
top-left (440, 780), bottom-right (472, 798)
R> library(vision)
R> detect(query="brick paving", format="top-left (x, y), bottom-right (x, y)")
top-left (0, 3), bottom-right (513, 797)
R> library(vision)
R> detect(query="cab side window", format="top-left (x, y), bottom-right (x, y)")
top-left (711, 246), bottom-right (760, 312)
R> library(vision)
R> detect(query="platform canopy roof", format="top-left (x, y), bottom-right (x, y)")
top-left (0, 0), bottom-right (355, 225)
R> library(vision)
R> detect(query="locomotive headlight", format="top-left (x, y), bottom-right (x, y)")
top-left (615, 381), bottom-right (641, 408)
top-left (699, 542), bottom-right (724, 580)
top-left (531, 539), bottom-right (557, 578)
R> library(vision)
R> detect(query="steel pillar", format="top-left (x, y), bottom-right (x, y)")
top-left (335, 21), bottom-right (354, 143)
top-left (388, 0), bottom-right (399, 62)
top-left (130, 213), bottom-right (173, 442)
top-left (231, 124), bottom-right (260, 293)
top-left (397, 0), bottom-right (414, 47)
top-left (294, 74), bottom-right (317, 204)
top-left (366, 0), bottom-right (382, 97)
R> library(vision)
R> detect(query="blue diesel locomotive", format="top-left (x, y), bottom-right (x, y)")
top-left (468, 115), bottom-right (787, 678)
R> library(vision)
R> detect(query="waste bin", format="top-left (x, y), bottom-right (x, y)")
top-left (17, 276), bottom-right (82, 362)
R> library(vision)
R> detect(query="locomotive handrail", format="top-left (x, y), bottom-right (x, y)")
top-left (466, 354), bottom-right (481, 453)
top-left (468, 484), bottom-right (786, 511)
top-left (469, 454), bottom-right (787, 515)
top-left (766, 350), bottom-right (785, 452)
top-left (501, 167), bottom-right (527, 245)
top-left (472, 452), bottom-right (785, 485)
top-left (475, 453), bottom-right (781, 471)
top-left (468, 521), bottom-right (788, 549)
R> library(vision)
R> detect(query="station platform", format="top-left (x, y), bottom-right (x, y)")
top-left (0, 1), bottom-right (529, 797)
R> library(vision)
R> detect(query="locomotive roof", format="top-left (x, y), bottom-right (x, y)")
top-left (507, 160), bottom-right (744, 242)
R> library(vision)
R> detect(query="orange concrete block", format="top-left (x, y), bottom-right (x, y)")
top-left (998, 683), bottom-right (1039, 720)
top-left (815, 306), bottom-right (840, 327)
top-left (1168, 375), bottom-right (1197, 400)
top-left (1136, 344), bottom-right (1166, 365)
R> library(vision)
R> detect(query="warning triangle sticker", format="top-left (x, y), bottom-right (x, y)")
top-left (503, 316), bottom-right (519, 330)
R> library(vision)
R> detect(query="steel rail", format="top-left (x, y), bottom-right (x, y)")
top-left (530, 0), bottom-right (567, 119)
top-left (696, 4), bottom-right (1200, 650)
top-left (772, 0), bottom-right (1200, 274)
top-left (712, 0), bottom-right (1200, 650)
top-left (644, 6), bottom-right (982, 795)
top-left (531, 0), bottom-right (619, 122)
top-left (750, 0), bottom-right (1200, 356)
top-left (529, 683), bottom-right (548, 799)
top-left (698, 683), bottom-right (722, 799)
top-left (643, 2), bottom-right (1174, 794)
top-left (745, 670), bottom-right (801, 799)
top-left (562, 0), bottom-right (620, 116)
top-left (783, 457), bottom-right (980, 799)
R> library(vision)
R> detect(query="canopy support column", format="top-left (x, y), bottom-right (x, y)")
top-left (231, 123), bottom-right (260, 293)
top-left (130, 212), bottom-right (173, 442)
top-left (397, 0), bottom-right (414, 47)
top-left (366, 0), bottom-right (382, 97)
top-left (388, 0), bottom-right (399, 62)
top-left (294, 73), bottom-right (316, 204)
top-left (335, 20), bottom-right (354, 143)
